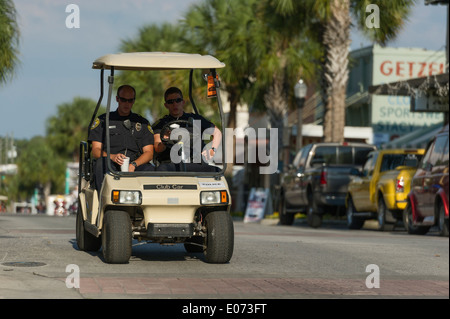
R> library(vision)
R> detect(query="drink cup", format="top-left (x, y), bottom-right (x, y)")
top-left (121, 157), bottom-right (130, 172)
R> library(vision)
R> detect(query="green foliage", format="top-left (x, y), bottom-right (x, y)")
top-left (351, 0), bottom-right (417, 46)
top-left (0, 0), bottom-right (20, 85)
top-left (10, 136), bottom-right (66, 198)
top-left (117, 22), bottom-right (222, 126)
top-left (7, 98), bottom-right (101, 201)
top-left (46, 97), bottom-right (102, 160)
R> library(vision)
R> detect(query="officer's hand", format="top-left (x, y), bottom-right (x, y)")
top-left (113, 154), bottom-right (125, 165)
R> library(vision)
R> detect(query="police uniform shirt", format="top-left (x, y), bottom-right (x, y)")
top-left (88, 110), bottom-right (154, 161)
top-left (152, 112), bottom-right (215, 135)
top-left (152, 112), bottom-right (216, 162)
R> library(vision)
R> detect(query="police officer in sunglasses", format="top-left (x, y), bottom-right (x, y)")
top-left (89, 85), bottom-right (155, 192)
top-left (152, 87), bottom-right (222, 172)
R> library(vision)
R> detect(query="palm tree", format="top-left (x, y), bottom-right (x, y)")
top-left (118, 23), bottom-right (191, 121)
top-left (274, 0), bottom-right (417, 142)
top-left (183, 0), bottom-right (320, 173)
top-left (254, 1), bottom-right (320, 158)
top-left (182, 0), bottom-right (261, 176)
top-left (0, 0), bottom-right (20, 85)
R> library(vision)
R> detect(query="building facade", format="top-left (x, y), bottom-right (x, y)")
top-left (346, 44), bottom-right (445, 146)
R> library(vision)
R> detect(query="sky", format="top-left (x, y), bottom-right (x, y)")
top-left (0, 0), bottom-right (448, 140)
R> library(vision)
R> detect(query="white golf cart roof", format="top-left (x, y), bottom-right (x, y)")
top-left (92, 52), bottom-right (225, 71)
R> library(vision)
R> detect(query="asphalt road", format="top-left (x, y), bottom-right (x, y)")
top-left (0, 213), bottom-right (448, 305)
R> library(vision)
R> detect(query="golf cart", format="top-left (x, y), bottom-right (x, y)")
top-left (76, 52), bottom-right (234, 264)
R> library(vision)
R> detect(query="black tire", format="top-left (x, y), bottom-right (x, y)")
top-left (377, 197), bottom-right (395, 231)
top-left (184, 235), bottom-right (204, 253)
top-left (346, 198), bottom-right (365, 230)
top-left (278, 194), bottom-right (294, 226)
top-left (204, 211), bottom-right (234, 264)
top-left (437, 204), bottom-right (449, 237)
top-left (76, 203), bottom-right (101, 251)
top-left (307, 192), bottom-right (322, 228)
top-left (403, 203), bottom-right (430, 235)
top-left (102, 210), bottom-right (132, 264)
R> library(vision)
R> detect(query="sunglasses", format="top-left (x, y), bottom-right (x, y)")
top-left (118, 96), bottom-right (135, 103)
top-left (166, 98), bottom-right (183, 104)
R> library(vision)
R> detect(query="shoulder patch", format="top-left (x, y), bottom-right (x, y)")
top-left (91, 118), bottom-right (100, 130)
top-left (148, 124), bottom-right (154, 134)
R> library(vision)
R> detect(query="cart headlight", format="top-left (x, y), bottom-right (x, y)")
top-left (200, 191), bottom-right (228, 205)
top-left (112, 190), bottom-right (142, 204)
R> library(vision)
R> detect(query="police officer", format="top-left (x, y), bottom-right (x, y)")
top-left (89, 85), bottom-right (155, 191)
top-left (152, 87), bottom-right (222, 172)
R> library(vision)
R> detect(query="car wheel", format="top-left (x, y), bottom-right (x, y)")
top-left (437, 204), bottom-right (449, 237)
top-left (307, 192), bottom-right (322, 228)
top-left (377, 197), bottom-right (395, 231)
top-left (403, 203), bottom-right (430, 235)
top-left (346, 198), bottom-right (365, 230)
top-left (102, 210), bottom-right (132, 264)
top-left (279, 193), bottom-right (294, 226)
top-left (76, 202), bottom-right (101, 251)
top-left (204, 211), bottom-right (234, 264)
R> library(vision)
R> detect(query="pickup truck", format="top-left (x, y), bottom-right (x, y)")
top-left (346, 149), bottom-right (425, 231)
top-left (279, 142), bottom-right (376, 228)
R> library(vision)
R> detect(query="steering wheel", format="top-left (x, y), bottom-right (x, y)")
top-left (159, 119), bottom-right (198, 146)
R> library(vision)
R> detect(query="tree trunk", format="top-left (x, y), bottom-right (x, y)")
top-left (224, 87), bottom-right (238, 179)
top-left (321, 0), bottom-right (350, 143)
top-left (265, 73), bottom-right (288, 169)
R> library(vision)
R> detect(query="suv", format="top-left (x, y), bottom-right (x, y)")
top-left (404, 124), bottom-right (449, 236)
top-left (76, 52), bottom-right (234, 263)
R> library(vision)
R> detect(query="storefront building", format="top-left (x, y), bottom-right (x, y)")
top-left (346, 44), bottom-right (445, 146)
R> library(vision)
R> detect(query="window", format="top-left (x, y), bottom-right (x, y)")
top-left (362, 152), bottom-right (377, 177)
top-left (292, 149), bottom-right (303, 168)
top-left (441, 134), bottom-right (449, 166)
top-left (298, 144), bottom-right (312, 169)
top-left (421, 140), bottom-right (434, 170)
top-left (338, 147), bottom-right (353, 164)
top-left (380, 154), bottom-right (410, 172)
top-left (354, 147), bottom-right (375, 166)
top-left (429, 135), bottom-right (448, 167)
top-left (313, 146), bottom-right (337, 165)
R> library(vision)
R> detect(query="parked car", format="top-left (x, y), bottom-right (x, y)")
top-left (279, 142), bottom-right (376, 228)
top-left (346, 149), bottom-right (424, 230)
top-left (404, 124), bottom-right (449, 236)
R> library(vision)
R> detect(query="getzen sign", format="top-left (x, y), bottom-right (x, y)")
top-left (380, 61), bottom-right (445, 78)
top-left (371, 48), bottom-right (445, 143)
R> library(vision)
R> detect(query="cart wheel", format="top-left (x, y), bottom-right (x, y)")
top-left (76, 203), bottom-right (101, 252)
top-left (102, 210), bottom-right (132, 264)
top-left (204, 211), bottom-right (234, 263)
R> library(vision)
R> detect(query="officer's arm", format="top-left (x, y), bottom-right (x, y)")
top-left (129, 145), bottom-right (154, 172)
top-left (91, 141), bottom-right (103, 159)
top-left (211, 126), bottom-right (222, 150)
top-left (154, 133), bottom-right (166, 153)
top-left (91, 140), bottom-right (121, 163)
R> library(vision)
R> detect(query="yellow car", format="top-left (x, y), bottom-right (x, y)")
top-left (346, 149), bottom-right (425, 231)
